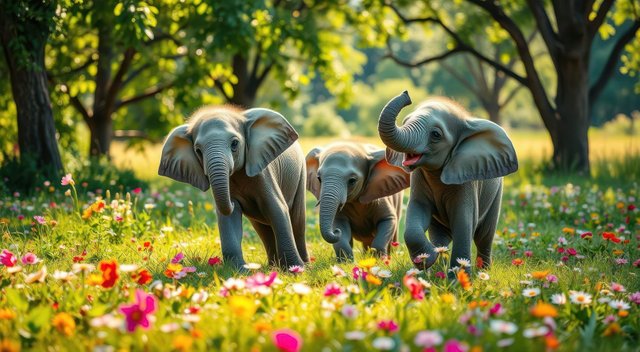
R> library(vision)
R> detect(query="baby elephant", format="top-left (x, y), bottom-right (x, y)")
top-left (158, 106), bottom-right (307, 270)
top-left (378, 91), bottom-right (518, 272)
top-left (306, 142), bottom-right (410, 261)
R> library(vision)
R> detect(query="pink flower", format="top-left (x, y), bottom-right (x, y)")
top-left (632, 259), bottom-right (640, 268)
top-left (489, 303), bottom-right (504, 316)
top-left (288, 265), bottom-right (304, 274)
top-left (272, 329), bottom-right (302, 352)
top-left (171, 252), bottom-right (184, 264)
top-left (0, 249), bottom-right (17, 267)
top-left (615, 258), bottom-right (628, 265)
top-left (524, 250), bottom-right (533, 257)
top-left (546, 274), bottom-right (558, 284)
top-left (352, 266), bottom-right (366, 280)
top-left (323, 283), bottom-right (343, 297)
top-left (60, 173), bottom-right (74, 186)
top-left (435, 271), bottom-right (446, 279)
top-left (132, 187), bottom-right (142, 195)
top-left (566, 248), bottom-right (577, 256)
top-left (629, 292), bottom-right (640, 304)
top-left (207, 256), bottom-right (222, 266)
top-left (33, 216), bottom-right (46, 225)
top-left (118, 289), bottom-right (157, 332)
top-left (403, 275), bottom-right (425, 300)
top-left (21, 252), bottom-right (39, 265)
top-left (377, 319), bottom-right (399, 333)
top-left (443, 339), bottom-right (466, 352)
top-left (610, 282), bottom-right (626, 292)
top-left (246, 271), bottom-right (278, 288)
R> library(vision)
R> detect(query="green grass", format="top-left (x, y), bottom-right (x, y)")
top-left (0, 131), bottom-right (639, 351)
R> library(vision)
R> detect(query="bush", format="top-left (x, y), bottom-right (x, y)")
top-left (302, 102), bottom-right (351, 137)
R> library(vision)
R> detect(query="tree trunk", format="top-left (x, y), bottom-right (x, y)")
top-left (227, 54), bottom-right (257, 108)
top-left (550, 55), bottom-right (590, 174)
top-left (90, 26), bottom-right (115, 157)
top-left (0, 4), bottom-right (62, 177)
top-left (88, 111), bottom-right (113, 157)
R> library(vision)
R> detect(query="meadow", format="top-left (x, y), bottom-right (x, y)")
top-left (0, 130), bottom-right (638, 351)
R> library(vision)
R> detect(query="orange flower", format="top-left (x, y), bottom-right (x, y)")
top-left (603, 322), bottom-right (622, 336)
top-left (131, 269), bottom-right (153, 285)
top-left (164, 263), bottom-right (183, 279)
top-left (0, 309), bottom-right (16, 320)
top-left (512, 258), bottom-right (524, 266)
top-left (457, 270), bottom-right (472, 291)
top-left (618, 310), bottom-right (629, 318)
top-left (531, 270), bottom-right (550, 280)
top-left (82, 200), bottom-right (106, 219)
top-left (254, 320), bottom-right (272, 333)
top-left (52, 312), bottom-right (76, 336)
top-left (0, 339), bottom-right (20, 352)
top-left (365, 274), bottom-right (382, 286)
top-left (530, 302), bottom-right (558, 318)
top-left (99, 259), bottom-right (119, 288)
top-left (562, 227), bottom-right (575, 235)
top-left (612, 249), bottom-right (624, 256)
top-left (545, 335), bottom-right (560, 349)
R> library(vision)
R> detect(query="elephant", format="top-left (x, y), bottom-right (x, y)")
top-left (306, 142), bottom-right (410, 261)
top-left (377, 91), bottom-right (518, 273)
top-left (158, 106), bottom-right (308, 270)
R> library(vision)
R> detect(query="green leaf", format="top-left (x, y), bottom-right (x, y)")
top-left (5, 288), bottom-right (28, 311)
top-left (222, 81), bottom-right (234, 98)
top-left (114, 3), bottom-right (123, 16)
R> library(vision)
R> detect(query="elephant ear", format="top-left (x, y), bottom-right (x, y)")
top-left (441, 118), bottom-right (518, 185)
top-left (360, 149), bottom-right (410, 203)
top-left (305, 147), bottom-right (322, 199)
top-left (244, 108), bottom-right (298, 177)
top-left (158, 125), bottom-right (210, 191)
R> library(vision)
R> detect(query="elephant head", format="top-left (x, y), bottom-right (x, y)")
top-left (379, 90), bottom-right (518, 184)
top-left (306, 143), bottom-right (410, 244)
top-left (158, 107), bottom-right (297, 216)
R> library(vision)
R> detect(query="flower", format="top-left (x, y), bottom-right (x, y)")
top-left (331, 265), bottom-right (346, 277)
top-left (530, 302), bottom-right (558, 318)
top-left (478, 272), bottom-right (490, 281)
top-left (20, 252), bottom-right (39, 265)
top-left (25, 265), bottom-right (47, 284)
top-left (610, 282), bottom-right (626, 292)
top-left (60, 173), bottom-right (74, 186)
top-left (52, 270), bottom-right (75, 282)
top-left (118, 289), bottom-right (157, 332)
top-left (629, 292), bottom-right (640, 304)
top-left (512, 258), bottom-right (524, 266)
top-left (523, 325), bottom-right (550, 338)
top-left (288, 265), bottom-right (304, 274)
top-left (52, 312), bottom-right (76, 336)
top-left (33, 216), bottom-right (47, 225)
top-left (403, 275), bottom-right (425, 300)
top-left (522, 288), bottom-right (541, 298)
top-left (358, 257), bottom-right (376, 269)
top-left (171, 252), bottom-right (184, 264)
top-left (0, 250), bottom-right (17, 267)
top-left (172, 335), bottom-right (193, 352)
top-left (246, 271), bottom-right (278, 288)
top-left (414, 330), bottom-right (443, 348)
top-left (272, 329), bottom-right (302, 352)
top-left (372, 337), bottom-right (395, 350)
top-left (243, 262), bottom-right (262, 270)
top-left (324, 283), bottom-right (343, 297)
top-left (457, 270), bottom-right (472, 291)
top-left (456, 258), bottom-right (471, 267)
top-left (131, 269), bottom-right (153, 285)
top-left (531, 270), bottom-right (550, 280)
top-left (377, 319), bottom-right (398, 333)
top-left (603, 323), bottom-right (622, 336)
top-left (345, 331), bottom-right (366, 340)
top-left (489, 319), bottom-right (518, 335)
top-left (413, 253), bottom-right (430, 263)
top-left (99, 260), bottom-right (119, 288)
top-left (228, 296), bottom-right (257, 318)
top-left (365, 273), bottom-right (382, 285)
top-left (569, 291), bottom-right (592, 305)
top-left (443, 339), bottom-right (466, 352)
top-left (602, 232), bottom-right (621, 243)
top-left (341, 304), bottom-right (358, 319)
top-left (207, 256), bottom-right (222, 266)
top-left (435, 246), bottom-right (449, 253)
top-left (551, 293), bottom-right (567, 305)
top-left (608, 300), bottom-right (631, 310)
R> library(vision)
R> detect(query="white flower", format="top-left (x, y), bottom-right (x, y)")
top-left (119, 264), bottom-right (139, 273)
top-left (371, 266), bottom-right (392, 278)
top-left (341, 304), bottom-right (359, 319)
top-left (434, 246), bottom-right (449, 253)
top-left (523, 325), bottom-right (550, 338)
top-left (72, 263), bottom-right (95, 273)
top-left (345, 331), bottom-right (366, 340)
top-left (417, 277), bottom-right (432, 288)
top-left (243, 262), bottom-right (261, 270)
top-left (291, 283), bottom-right (311, 295)
top-left (522, 288), bottom-right (541, 297)
top-left (608, 299), bottom-right (631, 310)
top-left (405, 268), bottom-right (422, 276)
top-left (490, 320), bottom-right (518, 335)
top-left (52, 270), bottom-right (75, 282)
top-left (223, 278), bottom-right (245, 291)
top-left (478, 272), bottom-right (490, 281)
top-left (456, 258), bottom-right (471, 267)
top-left (569, 291), bottom-right (592, 305)
top-left (550, 293), bottom-right (567, 305)
top-left (331, 265), bottom-right (346, 277)
top-left (160, 322), bottom-right (180, 333)
top-left (372, 336), bottom-right (395, 350)
top-left (144, 203), bottom-right (156, 210)
top-left (24, 265), bottom-right (47, 284)
top-left (414, 330), bottom-right (443, 347)
top-left (497, 338), bottom-right (515, 347)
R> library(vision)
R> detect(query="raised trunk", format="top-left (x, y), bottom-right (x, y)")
top-left (318, 180), bottom-right (346, 244)
top-left (207, 152), bottom-right (234, 216)
top-left (0, 3), bottom-right (62, 178)
top-left (378, 91), bottom-right (420, 152)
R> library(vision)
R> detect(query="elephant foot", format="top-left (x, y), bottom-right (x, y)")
top-left (410, 251), bottom-right (438, 270)
top-left (276, 251), bottom-right (305, 270)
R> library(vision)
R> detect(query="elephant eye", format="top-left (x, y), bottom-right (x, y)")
top-left (230, 139), bottom-right (239, 152)
top-left (431, 130), bottom-right (442, 140)
top-left (348, 177), bottom-right (357, 186)
top-left (194, 147), bottom-right (203, 162)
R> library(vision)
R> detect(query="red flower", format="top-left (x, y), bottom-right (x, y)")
top-left (567, 248), bottom-right (577, 256)
top-left (391, 241), bottom-right (400, 247)
top-left (603, 232), bottom-right (621, 243)
top-left (403, 275), bottom-right (425, 300)
top-left (512, 258), bottom-right (524, 266)
top-left (377, 319), bottom-right (399, 333)
top-left (208, 256), bottom-right (222, 266)
top-left (132, 269), bottom-right (153, 285)
top-left (99, 259), bottom-right (119, 288)
top-left (581, 232), bottom-right (593, 239)
top-left (132, 187), bottom-right (142, 195)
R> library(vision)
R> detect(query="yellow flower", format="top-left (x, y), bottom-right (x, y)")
top-left (530, 302), bottom-right (558, 318)
top-left (172, 335), bottom-right (193, 352)
top-left (254, 320), bottom-right (272, 333)
top-left (52, 312), bottom-right (76, 336)
top-left (531, 271), bottom-right (550, 280)
top-left (228, 296), bottom-right (257, 318)
top-left (0, 339), bottom-right (20, 352)
top-left (87, 274), bottom-right (104, 286)
top-left (0, 309), bottom-right (16, 320)
top-left (603, 322), bottom-right (622, 336)
top-left (358, 258), bottom-right (376, 269)
top-left (365, 274), bottom-right (382, 286)
top-left (562, 227), bottom-right (575, 235)
top-left (440, 293), bottom-right (456, 304)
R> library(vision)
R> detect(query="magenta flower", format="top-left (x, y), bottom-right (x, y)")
top-left (21, 252), bottom-right (39, 265)
top-left (323, 283), bottom-right (343, 297)
top-left (272, 329), bottom-right (302, 352)
top-left (33, 216), bottom-right (46, 225)
top-left (246, 271), bottom-right (278, 288)
top-left (60, 173), bottom-right (74, 186)
top-left (435, 271), bottom-right (446, 279)
top-left (208, 256), bottom-right (222, 266)
top-left (377, 319), bottom-right (399, 333)
top-left (629, 292), bottom-right (640, 305)
top-left (633, 259), bottom-right (640, 268)
top-left (118, 289), bottom-right (157, 332)
top-left (443, 339), bottom-right (466, 352)
top-left (170, 252), bottom-right (184, 264)
top-left (0, 249), bottom-right (17, 267)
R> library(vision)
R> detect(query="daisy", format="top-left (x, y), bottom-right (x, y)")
top-left (569, 291), bottom-right (592, 305)
top-left (456, 258), bottom-right (471, 267)
top-left (522, 288), bottom-right (541, 298)
top-left (290, 283), bottom-right (311, 295)
top-left (243, 263), bottom-right (262, 270)
top-left (434, 246), bottom-right (449, 253)
top-left (489, 320), bottom-right (518, 335)
top-left (608, 300), bottom-right (630, 310)
top-left (550, 293), bottom-right (567, 305)
top-left (477, 272), bottom-right (490, 281)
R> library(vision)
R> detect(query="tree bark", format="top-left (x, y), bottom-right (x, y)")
top-left (0, 3), bottom-right (62, 176)
top-left (89, 26), bottom-right (115, 157)
top-left (227, 54), bottom-right (257, 108)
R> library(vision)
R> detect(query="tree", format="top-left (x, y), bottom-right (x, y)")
top-left (47, 0), bottom-right (184, 157)
top-left (385, 0), bottom-right (640, 174)
top-left (0, 0), bottom-right (62, 175)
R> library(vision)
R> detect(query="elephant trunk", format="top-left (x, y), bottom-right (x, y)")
top-left (318, 179), bottom-right (346, 244)
top-left (206, 150), bottom-right (234, 216)
top-left (378, 90), bottom-right (421, 153)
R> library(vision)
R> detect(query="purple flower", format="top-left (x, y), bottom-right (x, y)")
top-left (629, 291), bottom-right (640, 305)
top-left (170, 252), bottom-right (184, 264)
top-left (33, 216), bottom-right (46, 225)
top-left (118, 289), bottom-right (157, 332)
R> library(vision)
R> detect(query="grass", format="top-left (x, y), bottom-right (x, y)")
top-left (0, 129), bottom-right (638, 351)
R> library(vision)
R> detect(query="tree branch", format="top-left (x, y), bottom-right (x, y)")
top-left (526, 0), bottom-right (560, 68)
top-left (588, 0), bottom-right (615, 40)
top-left (106, 47), bottom-right (136, 110)
top-left (500, 84), bottom-right (524, 108)
top-left (115, 81), bottom-right (174, 110)
top-left (441, 60), bottom-right (483, 97)
top-left (589, 20), bottom-right (640, 105)
top-left (69, 94), bottom-right (92, 125)
top-left (255, 61), bottom-right (275, 87)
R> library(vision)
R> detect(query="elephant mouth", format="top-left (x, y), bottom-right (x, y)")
top-left (403, 153), bottom-right (424, 167)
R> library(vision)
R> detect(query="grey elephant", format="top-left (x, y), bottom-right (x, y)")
top-left (306, 142), bottom-right (410, 261)
top-left (158, 106), bottom-right (307, 270)
top-left (378, 91), bottom-right (518, 272)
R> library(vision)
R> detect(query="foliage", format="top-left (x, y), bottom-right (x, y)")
top-left (301, 101), bottom-right (350, 137)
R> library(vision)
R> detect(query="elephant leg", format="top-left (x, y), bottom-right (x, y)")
top-left (249, 220), bottom-right (278, 267)
top-left (332, 217), bottom-right (353, 262)
top-left (404, 199), bottom-right (436, 269)
top-left (474, 192), bottom-right (502, 269)
top-left (428, 220), bottom-right (452, 249)
top-left (290, 175), bottom-right (309, 262)
top-left (216, 200), bottom-right (245, 270)
top-left (267, 199), bottom-right (304, 268)
top-left (371, 217), bottom-right (396, 256)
